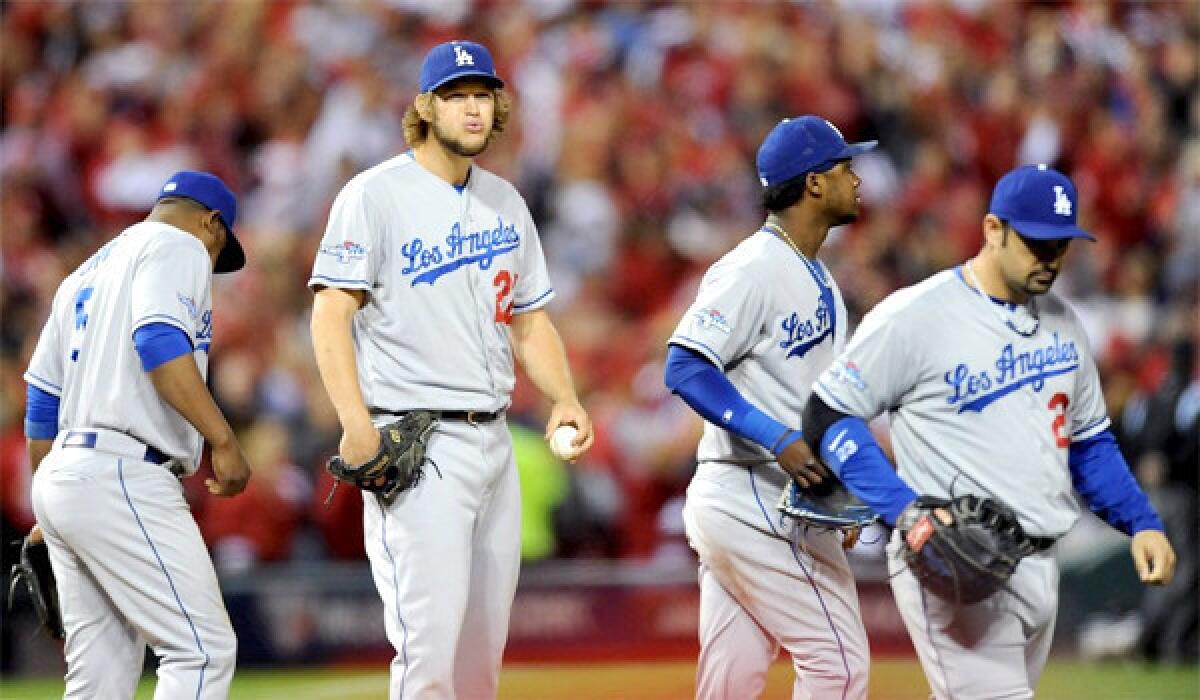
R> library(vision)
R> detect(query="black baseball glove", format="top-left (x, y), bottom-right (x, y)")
top-left (778, 475), bottom-right (880, 531)
top-left (326, 411), bottom-right (438, 506)
top-left (896, 494), bottom-right (1035, 605)
top-left (7, 534), bottom-right (64, 640)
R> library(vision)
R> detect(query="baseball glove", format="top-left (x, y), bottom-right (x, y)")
top-left (7, 534), bottom-right (64, 640)
top-left (777, 476), bottom-right (880, 531)
top-left (326, 411), bottom-right (438, 506)
top-left (896, 494), bottom-right (1035, 605)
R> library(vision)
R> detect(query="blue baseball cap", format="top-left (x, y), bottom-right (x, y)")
top-left (157, 170), bottom-right (245, 273)
top-left (756, 116), bottom-right (877, 188)
top-left (419, 40), bottom-right (504, 93)
top-left (989, 164), bottom-right (1095, 241)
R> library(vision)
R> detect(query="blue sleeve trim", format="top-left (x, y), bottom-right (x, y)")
top-left (514, 288), bottom-right (554, 311)
top-left (133, 313), bottom-right (188, 329)
top-left (1069, 430), bottom-right (1164, 535)
top-left (664, 344), bottom-right (792, 452)
top-left (819, 416), bottom-right (917, 525)
top-left (668, 336), bottom-right (725, 368)
top-left (308, 274), bottom-right (372, 289)
top-left (1071, 416), bottom-right (1110, 438)
top-left (24, 384), bottom-right (59, 439)
top-left (133, 322), bottom-right (193, 372)
top-left (23, 371), bottom-right (62, 394)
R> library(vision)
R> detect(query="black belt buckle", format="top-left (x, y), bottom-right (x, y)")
top-left (438, 409), bottom-right (497, 424)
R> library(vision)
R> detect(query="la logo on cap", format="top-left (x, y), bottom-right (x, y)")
top-left (454, 45), bottom-right (474, 66)
top-left (1052, 185), bottom-right (1072, 217)
top-left (164, 182), bottom-right (177, 192)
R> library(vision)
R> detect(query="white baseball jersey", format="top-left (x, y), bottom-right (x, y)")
top-left (814, 266), bottom-right (1110, 537)
top-left (672, 231), bottom-right (868, 698)
top-left (669, 231), bottom-right (848, 463)
top-left (25, 222), bottom-right (215, 472)
top-left (308, 152), bottom-right (554, 411)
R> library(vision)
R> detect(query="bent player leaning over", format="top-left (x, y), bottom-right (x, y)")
top-left (25, 171), bottom-right (253, 699)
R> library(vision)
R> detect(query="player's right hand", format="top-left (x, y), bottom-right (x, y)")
top-left (207, 441), bottom-right (252, 497)
top-left (777, 439), bottom-right (830, 487)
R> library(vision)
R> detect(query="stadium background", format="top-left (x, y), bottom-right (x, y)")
top-left (0, 0), bottom-right (1196, 697)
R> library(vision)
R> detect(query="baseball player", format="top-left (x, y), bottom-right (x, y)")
top-left (24, 171), bottom-right (252, 698)
top-left (664, 116), bottom-right (876, 699)
top-left (308, 40), bottom-right (593, 699)
top-left (804, 164), bottom-right (1177, 698)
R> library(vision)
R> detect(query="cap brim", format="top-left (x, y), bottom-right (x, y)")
top-left (836, 140), bottom-right (878, 159)
top-left (214, 227), bottom-right (246, 273)
top-left (427, 71), bottom-right (505, 93)
top-left (1007, 219), bottom-right (1096, 242)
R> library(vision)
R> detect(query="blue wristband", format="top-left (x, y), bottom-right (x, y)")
top-left (665, 344), bottom-right (794, 452)
top-left (1069, 431), bottom-right (1165, 535)
top-left (819, 416), bottom-right (917, 525)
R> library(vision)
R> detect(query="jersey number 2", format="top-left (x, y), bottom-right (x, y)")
top-left (1048, 392), bottom-right (1069, 448)
top-left (70, 287), bottom-right (95, 362)
top-left (493, 270), bottom-right (518, 324)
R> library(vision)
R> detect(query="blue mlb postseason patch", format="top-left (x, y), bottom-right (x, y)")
top-left (829, 359), bottom-right (868, 391)
top-left (319, 241), bottom-right (369, 264)
top-left (693, 308), bottom-right (731, 334)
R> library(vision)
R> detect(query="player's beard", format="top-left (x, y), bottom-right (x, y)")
top-left (1022, 268), bottom-right (1057, 295)
top-left (431, 118), bottom-right (490, 158)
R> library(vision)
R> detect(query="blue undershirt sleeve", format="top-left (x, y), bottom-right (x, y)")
top-left (132, 322), bottom-right (193, 372)
top-left (664, 344), bottom-right (801, 454)
top-left (1069, 430), bottom-right (1165, 535)
top-left (818, 415), bottom-right (918, 526)
top-left (24, 384), bottom-right (60, 440)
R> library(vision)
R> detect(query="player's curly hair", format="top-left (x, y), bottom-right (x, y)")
top-left (402, 88), bottom-right (512, 148)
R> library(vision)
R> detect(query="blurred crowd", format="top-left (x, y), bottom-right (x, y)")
top-left (1, 0), bottom-right (1197, 654)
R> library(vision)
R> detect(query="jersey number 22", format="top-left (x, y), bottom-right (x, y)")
top-left (493, 270), bottom-right (518, 324)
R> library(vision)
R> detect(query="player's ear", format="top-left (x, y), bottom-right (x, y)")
top-left (806, 172), bottom-right (822, 197)
top-left (201, 210), bottom-right (224, 248)
top-left (982, 214), bottom-right (1006, 248)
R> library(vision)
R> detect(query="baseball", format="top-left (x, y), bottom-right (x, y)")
top-left (549, 425), bottom-right (580, 460)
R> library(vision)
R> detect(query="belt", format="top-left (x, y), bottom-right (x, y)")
top-left (369, 408), bottom-right (504, 425)
top-left (1027, 535), bottom-right (1058, 552)
top-left (61, 429), bottom-right (174, 468)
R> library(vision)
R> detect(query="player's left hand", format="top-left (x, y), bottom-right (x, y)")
top-left (544, 400), bottom-right (594, 462)
top-left (1131, 529), bottom-right (1176, 585)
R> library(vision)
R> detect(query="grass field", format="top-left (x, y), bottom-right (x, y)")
top-left (1, 659), bottom-right (1196, 699)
